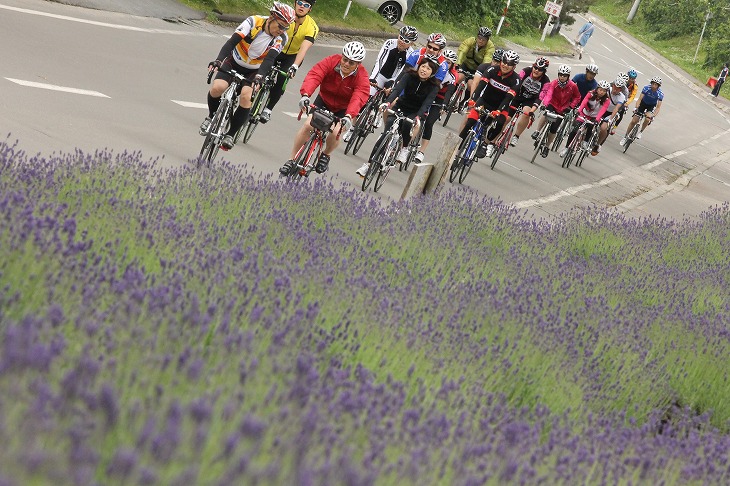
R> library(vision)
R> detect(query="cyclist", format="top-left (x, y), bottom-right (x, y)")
top-left (572, 63), bottom-right (599, 100)
top-left (279, 41), bottom-right (369, 175)
top-left (560, 79), bottom-right (610, 158)
top-left (404, 33), bottom-right (449, 82)
top-left (420, 49), bottom-right (459, 161)
top-left (529, 64), bottom-right (581, 155)
top-left (593, 76), bottom-right (627, 155)
top-left (620, 76), bottom-right (664, 146)
top-left (459, 49), bottom-right (521, 159)
top-left (613, 68), bottom-right (639, 133)
top-left (356, 55), bottom-right (441, 177)
top-left (200, 2), bottom-right (296, 151)
top-left (456, 27), bottom-right (495, 92)
top-left (507, 57), bottom-right (551, 147)
top-left (259, 0), bottom-right (319, 124)
top-left (467, 48), bottom-right (504, 104)
top-left (369, 25), bottom-right (419, 96)
top-left (343, 25), bottom-right (418, 140)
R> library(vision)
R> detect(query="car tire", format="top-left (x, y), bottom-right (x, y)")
top-left (378, 1), bottom-right (402, 25)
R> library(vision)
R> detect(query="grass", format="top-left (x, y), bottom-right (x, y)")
top-left (590, 0), bottom-right (721, 92)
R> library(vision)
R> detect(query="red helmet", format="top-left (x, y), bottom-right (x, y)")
top-left (270, 2), bottom-right (296, 25)
top-left (533, 57), bottom-right (550, 70)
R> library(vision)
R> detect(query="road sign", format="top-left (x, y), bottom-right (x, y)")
top-left (544, 1), bottom-right (561, 17)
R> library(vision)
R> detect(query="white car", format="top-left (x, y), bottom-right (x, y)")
top-left (354, 0), bottom-right (414, 25)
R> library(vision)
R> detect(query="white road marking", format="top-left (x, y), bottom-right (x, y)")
top-left (5, 77), bottom-right (109, 97)
top-left (515, 174), bottom-right (624, 208)
top-left (602, 44), bottom-right (612, 52)
top-left (283, 111), bottom-right (303, 118)
top-left (171, 100), bottom-right (207, 109)
top-left (0, 4), bottom-right (217, 36)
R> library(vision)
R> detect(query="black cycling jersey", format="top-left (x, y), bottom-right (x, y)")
top-left (472, 67), bottom-right (521, 111)
top-left (371, 38), bottom-right (410, 80)
top-left (387, 71), bottom-right (440, 119)
top-left (515, 67), bottom-right (549, 104)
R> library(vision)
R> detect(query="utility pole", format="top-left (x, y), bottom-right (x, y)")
top-left (627, 0), bottom-right (641, 22)
top-left (693, 10), bottom-right (712, 64)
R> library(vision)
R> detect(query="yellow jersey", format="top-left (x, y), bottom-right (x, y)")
top-left (281, 15), bottom-right (318, 55)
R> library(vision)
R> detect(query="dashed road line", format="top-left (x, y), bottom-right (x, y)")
top-left (5, 77), bottom-right (109, 97)
top-left (0, 3), bottom-right (217, 36)
top-left (172, 100), bottom-right (207, 109)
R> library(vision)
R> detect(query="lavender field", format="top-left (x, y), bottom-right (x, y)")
top-left (1, 138), bottom-right (729, 485)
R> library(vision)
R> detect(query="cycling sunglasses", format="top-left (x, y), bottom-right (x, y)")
top-left (296, 0), bottom-right (311, 7)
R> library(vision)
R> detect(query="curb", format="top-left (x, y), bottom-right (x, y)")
top-left (216, 13), bottom-right (461, 47)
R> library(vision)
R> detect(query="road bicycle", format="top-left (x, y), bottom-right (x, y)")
top-left (488, 105), bottom-right (527, 170)
top-left (282, 105), bottom-right (341, 179)
top-left (561, 118), bottom-right (597, 168)
top-left (551, 107), bottom-right (576, 152)
top-left (344, 87), bottom-right (386, 156)
top-left (400, 114), bottom-right (426, 172)
top-left (449, 107), bottom-right (491, 184)
top-left (442, 70), bottom-right (473, 127)
top-left (237, 61), bottom-right (290, 144)
top-left (199, 67), bottom-right (251, 167)
top-left (362, 109), bottom-right (414, 192)
top-left (529, 110), bottom-right (563, 164)
top-left (621, 110), bottom-right (647, 154)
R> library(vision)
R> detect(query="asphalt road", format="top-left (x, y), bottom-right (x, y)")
top-left (1, 0), bottom-right (729, 220)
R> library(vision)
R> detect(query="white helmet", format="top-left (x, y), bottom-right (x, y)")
top-left (427, 33), bottom-right (447, 49)
top-left (650, 75), bottom-right (662, 85)
top-left (557, 64), bottom-right (571, 75)
top-left (342, 41), bottom-right (366, 62)
top-left (585, 63), bottom-right (599, 74)
top-left (597, 79), bottom-right (611, 90)
top-left (442, 49), bottom-right (457, 64)
top-left (613, 76), bottom-right (626, 88)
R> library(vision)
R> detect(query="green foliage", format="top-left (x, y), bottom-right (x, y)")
top-left (704, 7), bottom-right (730, 71)
top-left (641, 0), bottom-right (708, 40)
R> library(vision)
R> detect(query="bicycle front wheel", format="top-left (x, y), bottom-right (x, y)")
top-left (199, 99), bottom-right (230, 167)
top-left (242, 89), bottom-right (270, 144)
top-left (374, 139), bottom-right (399, 192)
top-left (623, 124), bottom-right (639, 153)
top-left (290, 133), bottom-right (319, 179)
top-left (449, 134), bottom-right (471, 183)
top-left (363, 134), bottom-right (389, 191)
top-left (491, 123), bottom-right (513, 170)
top-left (529, 128), bottom-right (547, 164)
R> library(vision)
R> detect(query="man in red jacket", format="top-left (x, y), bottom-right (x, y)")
top-left (280, 41), bottom-right (370, 174)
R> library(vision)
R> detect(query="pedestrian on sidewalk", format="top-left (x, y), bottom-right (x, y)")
top-left (711, 62), bottom-right (728, 97)
top-left (574, 17), bottom-right (595, 60)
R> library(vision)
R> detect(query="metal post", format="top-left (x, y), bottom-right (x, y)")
top-left (693, 11), bottom-right (712, 64)
top-left (343, 0), bottom-right (352, 19)
top-left (627, 0), bottom-right (641, 22)
top-left (496, 0), bottom-right (511, 35)
top-left (540, 15), bottom-right (553, 42)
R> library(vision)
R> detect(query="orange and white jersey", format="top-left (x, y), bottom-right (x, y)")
top-left (231, 16), bottom-right (286, 69)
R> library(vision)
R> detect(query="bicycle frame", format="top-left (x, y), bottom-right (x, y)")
top-left (362, 109), bottom-right (413, 192)
top-left (199, 68), bottom-right (248, 167)
top-left (562, 118), bottom-right (595, 168)
top-left (344, 87), bottom-right (386, 156)
top-left (622, 111), bottom-right (647, 154)
top-left (287, 106), bottom-right (341, 178)
top-left (551, 108), bottom-right (576, 152)
top-left (449, 108), bottom-right (488, 184)
top-left (239, 62), bottom-right (290, 144)
top-left (530, 110), bottom-right (562, 165)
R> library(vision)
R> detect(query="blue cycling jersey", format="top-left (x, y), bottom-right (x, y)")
top-left (640, 85), bottom-right (664, 106)
top-left (405, 50), bottom-right (449, 82)
top-left (572, 73), bottom-right (598, 99)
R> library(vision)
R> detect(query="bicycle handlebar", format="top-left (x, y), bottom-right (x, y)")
top-left (297, 105), bottom-right (345, 139)
top-left (385, 108), bottom-right (415, 126)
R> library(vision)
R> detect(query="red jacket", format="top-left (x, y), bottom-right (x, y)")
top-left (300, 54), bottom-right (370, 118)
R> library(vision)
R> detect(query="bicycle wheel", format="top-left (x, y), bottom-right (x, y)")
top-left (363, 134), bottom-right (389, 191)
top-left (402, 123), bottom-right (423, 171)
top-left (374, 138), bottom-right (399, 192)
top-left (623, 123), bottom-right (639, 153)
top-left (353, 107), bottom-right (378, 155)
top-left (242, 89), bottom-right (270, 144)
top-left (199, 99), bottom-right (230, 167)
top-left (491, 123), bottom-right (513, 170)
top-left (449, 134), bottom-right (471, 183)
top-left (529, 128), bottom-right (547, 164)
top-left (576, 132), bottom-right (596, 167)
top-left (442, 85), bottom-right (461, 127)
top-left (458, 148), bottom-right (475, 184)
top-left (289, 133), bottom-right (319, 179)
top-left (345, 102), bottom-right (372, 155)
top-left (552, 118), bottom-right (567, 151)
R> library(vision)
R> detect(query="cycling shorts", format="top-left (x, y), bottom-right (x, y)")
top-left (635, 102), bottom-right (656, 115)
top-left (215, 57), bottom-right (259, 88)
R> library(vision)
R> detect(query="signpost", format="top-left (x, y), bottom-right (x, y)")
top-left (541, 1), bottom-right (562, 42)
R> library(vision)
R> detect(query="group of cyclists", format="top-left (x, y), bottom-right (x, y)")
top-left (199, 2), bottom-right (666, 181)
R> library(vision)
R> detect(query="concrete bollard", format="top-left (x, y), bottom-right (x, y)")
top-left (424, 132), bottom-right (460, 195)
top-left (400, 163), bottom-right (433, 200)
